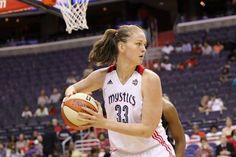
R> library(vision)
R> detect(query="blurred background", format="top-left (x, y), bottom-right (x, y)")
top-left (0, 0), bottom-right (236, 157)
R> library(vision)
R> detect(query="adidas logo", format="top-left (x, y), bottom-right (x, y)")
top-left (107, 80), bottom-right (113, 84)
top-left (132, 79), bottom-right (138, 86)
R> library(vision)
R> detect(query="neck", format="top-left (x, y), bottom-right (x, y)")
top-left (116, 61), bottom-right (137, 83)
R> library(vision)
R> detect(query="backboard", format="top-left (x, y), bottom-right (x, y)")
top-left (0, 0), bottom-right (63, 17)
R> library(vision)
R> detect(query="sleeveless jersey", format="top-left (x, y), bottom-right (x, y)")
top-left (102, 65), bottom-right (175, 155)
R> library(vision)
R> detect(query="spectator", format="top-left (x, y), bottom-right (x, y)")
top-left (97, 132), bottom-right (110, 150)
top-left (37, 89), bottom-right (49, 106)
top-left (184, 56), bottom-right (198, 68)
top-left (208, 95), bottom-right (227, 113)
top-left (66, 71), bottom-right (78, 85)
top-left (182, 41), bottom-right (192, 53)
top-left (49, 87), bottom-right (61, 105)
top-left (49, 87), bottom-right (61, 116)
top-left (42, 125), bottom-right (58, 157)
top-left (212, 41), bottom-right (224, 57)
top-left (191, 124), bottom-right (206, 140)
top-left (202, 42), bottom-right (213, 55)
top-left (34, 104), bottom-right (49, 117)
top-left (215, 135), bottom-right (235, 157)
top-left (52, 118), bottom-right (62, 135)
top-left (32, 131), bottom-right (40, 140)
top-left (195, 137), bottom-right (214, 157)
top-left (34, 135), bottom-right (43, 157)
top-left (228, 129), bottom-right (236, 151)
top-left (0, 142), bottom-right (6, 157)
top-left (192, 41), bottom-right (203, 55)
top-left (24, 140), bottom-right (42, 157)
top-left (198, 95), bottom-right (210, 114)
top-left (161, 43), bottom-right (174, 55)
top-left (206, 125), bottom-right (222, 142)
top-left (222, 117), bottom-right (236, 137)
top-left (21, 105), bottom-right (33, 119)
top-left (160, 56), bottom-right (173, 71)
top-left (174, 41), bottom-right (183, 53)
top-left (220, 64), bottom-right (232, 83)
top-left (15, 133), bottom-right (28, 155)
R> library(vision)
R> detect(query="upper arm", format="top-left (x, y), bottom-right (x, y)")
top-left (163, 100), bottom-right (185, 143)
top-left (141, 70), bottom-right (163, 134)
top-left (74, 68), bottom-right (107, 93)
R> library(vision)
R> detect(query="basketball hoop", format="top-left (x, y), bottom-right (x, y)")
top-left (56, 0), bottom-right (89, 34)
top-left (0, 0), bottom-right (6, 8)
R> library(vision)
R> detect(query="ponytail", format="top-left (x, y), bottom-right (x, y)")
top-left (89, 29), bottom-right (118, 65)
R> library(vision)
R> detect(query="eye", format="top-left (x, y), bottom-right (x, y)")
top-left (136, 43), bottom-right (141, 46)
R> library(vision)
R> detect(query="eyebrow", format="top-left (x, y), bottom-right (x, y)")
top-left (135, 40), bottom-right (147, 44)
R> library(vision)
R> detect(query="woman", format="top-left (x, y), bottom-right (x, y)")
top-left (64, 25), bottom-right (175, 157)
top-left (162, 96), bottom-right (186, 157)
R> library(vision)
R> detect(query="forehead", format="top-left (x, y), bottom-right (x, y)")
top-left (128, 30), bottom-right (146, 42)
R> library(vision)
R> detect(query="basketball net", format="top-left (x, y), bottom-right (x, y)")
top-left (0, 0), bottom-right (6, 8)
top-left (56, 0), bottom-right (89, 34)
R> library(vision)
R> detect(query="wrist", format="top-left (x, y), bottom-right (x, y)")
top-left (100, 118), bottom-right (109, 129)
top-left (71, 85), bottom-right (77, 92)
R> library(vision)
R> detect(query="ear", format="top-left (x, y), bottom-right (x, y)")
top-left (117, 42), bottom-right (125, 53)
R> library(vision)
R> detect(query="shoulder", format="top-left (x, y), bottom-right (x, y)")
top-left (89, 67), bottom-right (110, 79)
top-left (142, 69), bottom-right (161, 83)
top-left (162, 98), bottom-right (174, 111)
top-left (162, 98), bottom-right (177, 118)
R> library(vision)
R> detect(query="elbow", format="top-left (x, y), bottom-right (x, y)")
top-left (175, 137), bottom-right (187, 147)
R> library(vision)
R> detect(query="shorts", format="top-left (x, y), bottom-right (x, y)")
top-left (111, 145), bottom-right (175, 157)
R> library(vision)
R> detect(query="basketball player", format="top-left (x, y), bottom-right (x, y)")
top-left (64, 25), bottom-right (175, 157)
top-left (162, 96), bottom-right (186, 157)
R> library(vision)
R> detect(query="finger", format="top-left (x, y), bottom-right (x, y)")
top-left (81, 107), bottom-right (97, 115)
top-left (95, 100), bottom-right (101, 106)
top-left (78, 112), bottom-right (95, 119)
top-left (77, 115), bottom-right (92, 123)
top-left (62, 97), bottom-right (69, 103)
top-left (98, 103), bottom-right (103, 113)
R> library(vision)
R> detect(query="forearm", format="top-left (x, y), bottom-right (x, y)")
top-left (175, 140), bottom-right (186, 157)
top-left (103, 119), bottom-right (154, 138)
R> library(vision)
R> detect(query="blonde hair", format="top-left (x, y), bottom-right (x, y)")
top-left (89, 25), bottom-right (143, 65)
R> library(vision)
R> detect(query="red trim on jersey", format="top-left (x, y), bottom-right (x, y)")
top-left (135, 65), bottom-right (145, 75)
top-left (107, 65), bottom-right (116, 73)
top-left (107, 64), bottom-right (145, 74)
top-left (152, 130), bottom-right (175, 157)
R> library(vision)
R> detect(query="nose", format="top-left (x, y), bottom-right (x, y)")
top-left (141, 45), bottom-right (146, 52)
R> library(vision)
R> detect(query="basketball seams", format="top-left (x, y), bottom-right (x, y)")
top-left (61, 93), bottom-right (98, 130)
top-left (64, 99), bottom-right (97, 112)
top-left (69, 93), bottom-right (98, 110)
top-left (61, 108), bottom-right (83, 130)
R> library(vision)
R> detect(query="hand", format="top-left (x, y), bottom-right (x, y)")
top-left (77, 101), bottom-right (106, 128)
top-left (65, 85), bottom-right (77, 97)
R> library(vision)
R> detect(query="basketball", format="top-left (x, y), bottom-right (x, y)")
top-left (61, 93), bottom-right (98, 130)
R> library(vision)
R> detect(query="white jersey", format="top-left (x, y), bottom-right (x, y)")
top-left (102, 65), bottom-right (175, 156)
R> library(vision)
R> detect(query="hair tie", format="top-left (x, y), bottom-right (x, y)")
top-left (114, 30), bottom-right (118, 37)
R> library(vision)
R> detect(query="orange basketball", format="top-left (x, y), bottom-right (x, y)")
top-left (61, 93), bottom-right (98, 130)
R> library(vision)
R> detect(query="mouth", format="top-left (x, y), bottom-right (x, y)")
top-left (139, 55), bottom-right (144, 58)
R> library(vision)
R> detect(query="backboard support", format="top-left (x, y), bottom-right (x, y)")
top-left (17, 0), bottom-right (62, 18)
